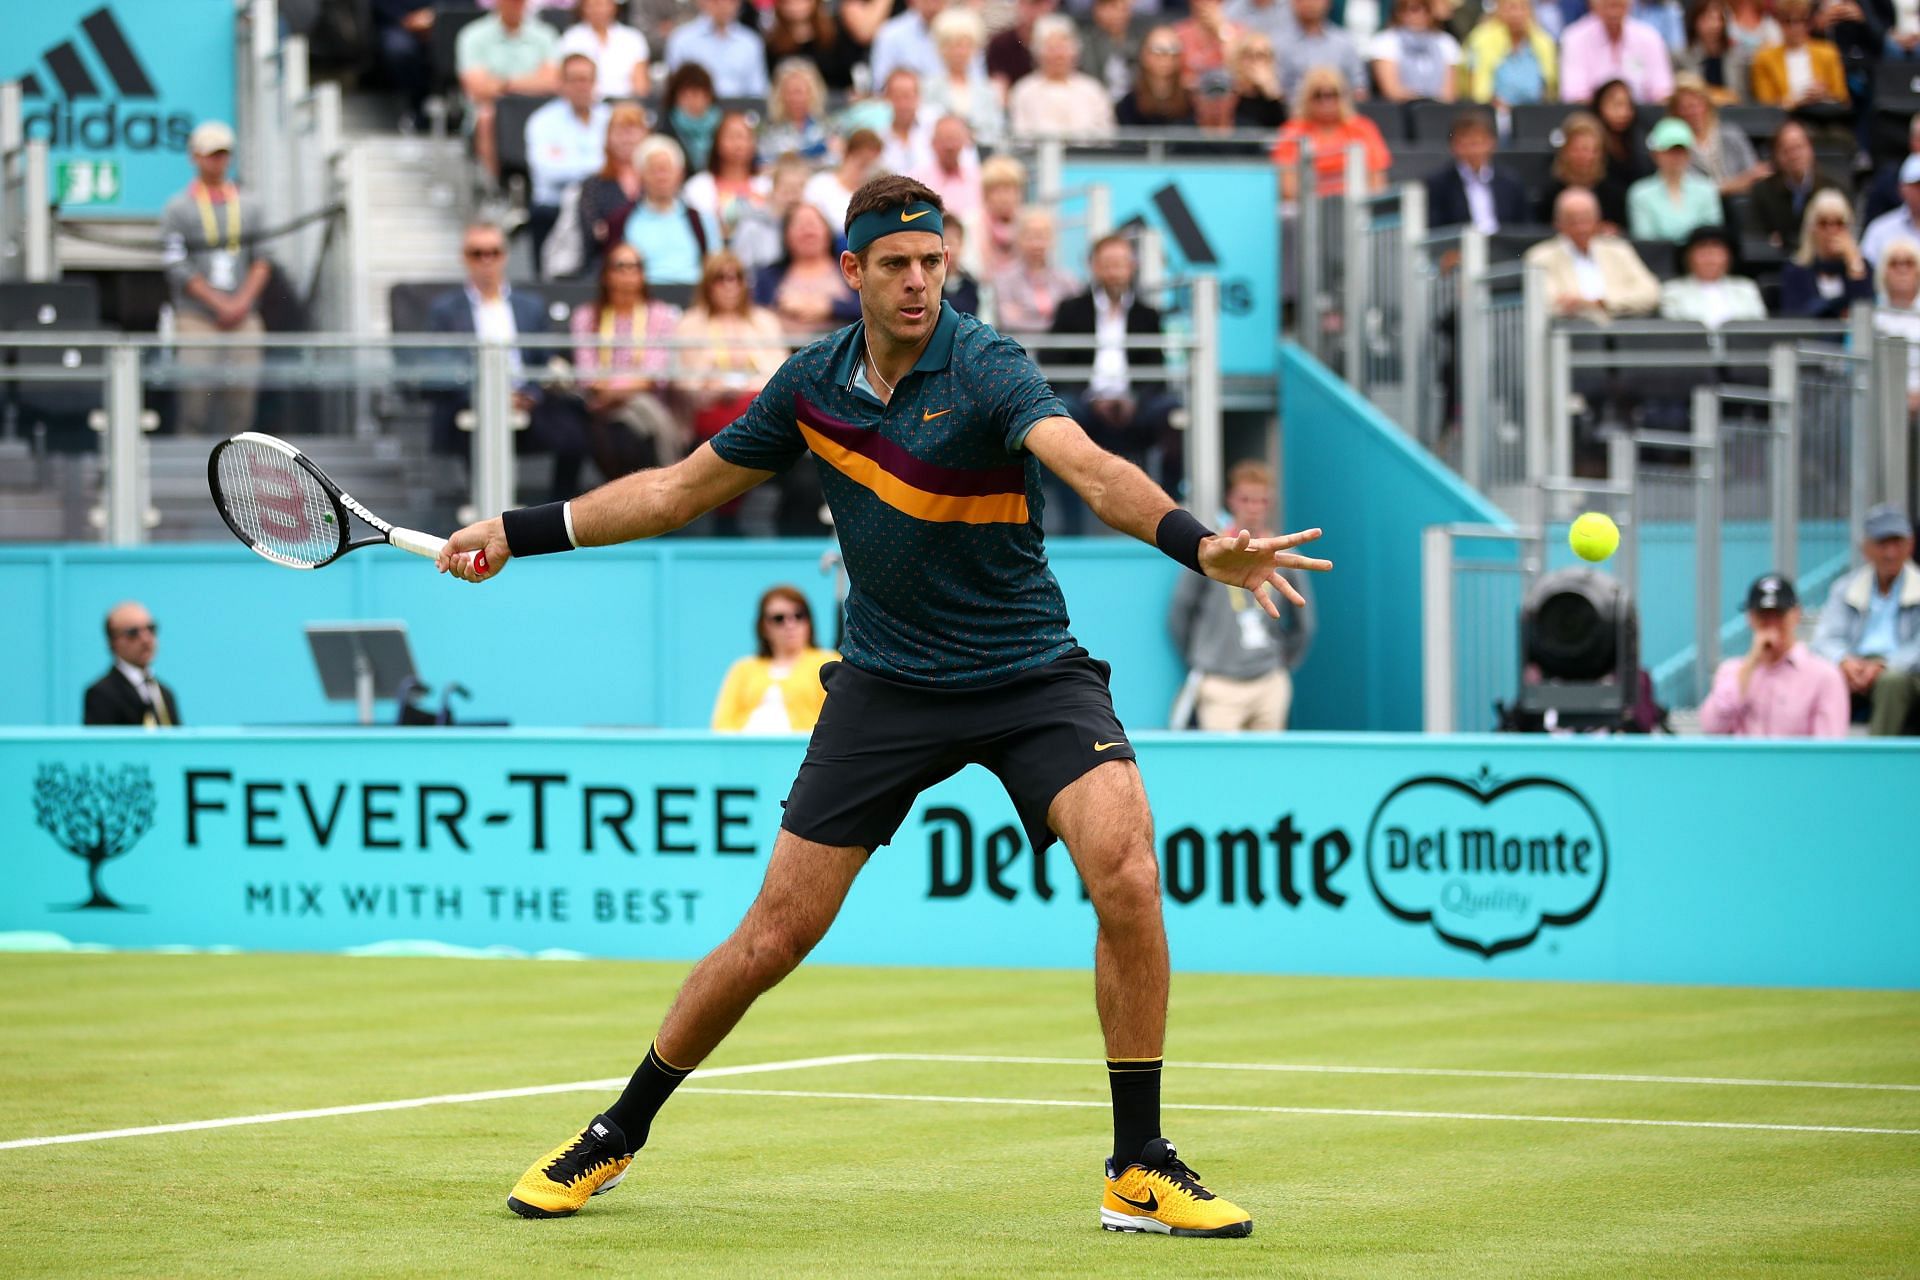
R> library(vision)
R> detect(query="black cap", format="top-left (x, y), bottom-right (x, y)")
top-left (1746, 573), bottom-right (1796, 612)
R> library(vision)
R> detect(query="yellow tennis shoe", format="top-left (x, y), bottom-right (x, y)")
top-left (1101, 1138), bottom-right (1253, 1237)
top-left (506, 1114), bottom-right (633, 1219)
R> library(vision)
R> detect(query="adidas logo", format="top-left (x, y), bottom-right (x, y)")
top-left (16, 6), bottom-right (193, 153)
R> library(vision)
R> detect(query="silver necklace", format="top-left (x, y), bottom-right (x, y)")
top-left (862, 329), bottom-right (896, 397)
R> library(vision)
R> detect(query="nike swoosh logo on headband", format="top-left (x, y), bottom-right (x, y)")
top-left (901, 208), bottom-right (932, 222)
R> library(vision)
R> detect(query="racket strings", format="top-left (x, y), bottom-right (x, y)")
top-left (215, 442), bottom-right (342, 568)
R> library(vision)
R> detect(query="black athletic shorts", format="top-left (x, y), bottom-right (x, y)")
top-left (780, 647), bottom-right (1137, 854)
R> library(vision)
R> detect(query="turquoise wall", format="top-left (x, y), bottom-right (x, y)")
top-left (0, 540), bottom-right (1195, 730)
top-left (1280, 342), bottom-right (1511, 730)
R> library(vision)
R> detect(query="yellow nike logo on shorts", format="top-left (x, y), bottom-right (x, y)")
top-left (1094, 740), bottom-right (1125, 751)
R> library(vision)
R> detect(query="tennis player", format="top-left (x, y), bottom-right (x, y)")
top-left (440, 174), bottom-right (1330, 1237)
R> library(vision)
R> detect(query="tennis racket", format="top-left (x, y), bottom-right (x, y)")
top-left (208, 432), bottom-right (486, 575)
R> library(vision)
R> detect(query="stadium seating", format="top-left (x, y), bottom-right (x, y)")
top-left (1408, 101), bottom-right (1490, 144)
top-left (0, 280), bottom-right (103, 453)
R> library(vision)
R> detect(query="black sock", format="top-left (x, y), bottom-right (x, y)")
top-left (1108, 1057), bottom-right (1163, 1170)
top-left (603, 1042), bottom-right (693, 1155)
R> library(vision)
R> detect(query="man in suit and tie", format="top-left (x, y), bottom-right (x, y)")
top-left (425, 220), bottom-right (590, 499)
top-left (1045, 233), bottom-right (1177, 534)
top-left (83, 601), bottom-right (180, 727)
top-left (1423, 113), bottom-right (1529, 234)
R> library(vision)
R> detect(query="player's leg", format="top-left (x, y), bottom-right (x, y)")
top-left (1048, 762), bottom-right (1252, 1238)
top-left (505, 828), bottom-right (866, 1219)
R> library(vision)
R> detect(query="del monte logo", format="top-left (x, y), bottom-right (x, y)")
top-left (1364, 767), bottom-right (1607, 958)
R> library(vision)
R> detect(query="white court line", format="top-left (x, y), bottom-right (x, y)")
top-left (0, 1054), bottom-right (882, 1152)
top-left (678, 1086), bottom-right (1920, 1138)
top-left (880, 1054), bottom-right (1920, 1093)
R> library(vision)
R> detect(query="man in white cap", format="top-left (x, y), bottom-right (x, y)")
top-left (160, 120), bottom-right (269, 436)
top-left (1860, 154), bottom-right (1920, 269)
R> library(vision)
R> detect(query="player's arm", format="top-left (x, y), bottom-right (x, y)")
top-left (436, 442), bottom-right (770, 579)
top-left (1023, 416), bottom-right (1331, 616)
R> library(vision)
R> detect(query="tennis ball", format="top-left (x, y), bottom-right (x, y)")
top-left (1569, 512), bottom-right (1619, 563)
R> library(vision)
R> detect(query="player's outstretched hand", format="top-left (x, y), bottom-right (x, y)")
top-left (439, 516), bottom-right (510, 583)
top-left (1199, 527), bottom-right (1331, 618)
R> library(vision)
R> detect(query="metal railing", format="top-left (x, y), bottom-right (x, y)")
top-left (0, 281), bottom-right (1225, 544)
top-left (237, 0), bottom-right (344, 300)
top-left (0, 82), bottom-right (56, 283)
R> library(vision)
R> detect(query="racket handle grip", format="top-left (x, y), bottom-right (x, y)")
top-left (392, 527), bottom-right (487, 576)
top-left (472, 549), bottom-right (489, 576)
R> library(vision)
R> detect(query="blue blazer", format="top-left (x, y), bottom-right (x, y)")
top-left (1423, 163), bottom-right (1531, 233)
top-left (422, 287), bottom-right (553, 452)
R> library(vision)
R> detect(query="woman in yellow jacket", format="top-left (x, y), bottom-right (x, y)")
top-left (1748, 0), bottom-right (1849, 110)
top-left (711, 585), bottom-right (838, 733)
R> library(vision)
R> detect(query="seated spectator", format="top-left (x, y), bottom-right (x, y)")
top-left (1465, 0), bottom-right (1560, 104)
top-left (1629, 118), bottom-right (1723, 241)
top-left (988, 0), bottom-right (1055, 91)
top-left (1117, 26), bottom-right (1198, 126)
top-left (756, 202), bottom-right (860, 336)
top-left (941, 213), bottom-right (984, 315)
top-left (1227, 32), bottom-right (1289, 127)
top-left (880, 69), bottom-right (939, 174)
top-left (805, 129), bottom-right (884, 232)
top-left (1425, 112), bottom-right (1529, 232)
top-left (664, 0), bottom-right (768, 98)
top-left (1674, 0), bottom-right (1741, 102)
top-left (1592, 78), bottom-right (1653, 183)
top-left (676, 250), bottom-right (786, 464)
top-left (1085, 0), bottom-right (1150, 99)
top-left (623, 136), bottom-right (721, 286)
top-left (1749, 120), bottom-right (1843, 247)
top-left (1539, 111), bottom-right (1635, 230)
top-left (1810, 504), bottom-right (1920, 736)
top-left (1886, 0), bottom-right (1920, 61)
top-left (989, 207), bottom-right (1083, 331)
top-left (711, 586), bottom-right (837, 733)
top-left (1723, 0), bottom-right (1782, 87)
top-left (526, 55), bottom-right (610, 261)
top-left (1661, 224), bottom-right (1767, 323)
top-left (1369, 0), bottom-right (1463, 103)
top-left (1749, 0), bottom-right (1848, 111)
top-left (976, 154), bottom-right (1028, 279)
top-left (871, 0), bottom-right (957, 89)
top-left (1277, 0), bottom-right (1369, 100)
top-left (1699, 574), bottom-right (1848, 737)
top-left (658, 63), bottom-right (722, 173)
top-left (1228, 0), bottom-right (1302, 50)
top-left (762, 0), bottom-right (877, 93)
top-left (1046, 233), bottom-right (1180, 529)
top-left (912, 116), bottom-right (985, 230)
top-left (1862, 157), bottom-right (1920, 269)
top-left (456, 0), bottom-right (560, 180)
top-left (1875, 237), bottom-right (1920, 415)
top-left (559, 0), bottom-right (650, 99)
top-left (372, 0), bottom-right (438, 127)
top-left (734, 152), bottom-right (816, 276)
top-left (1526, 186), bottom-right (1663, 317)
top-left (1009, 17), bottom-right (1119, 140)
top-left (574, 103), bottom-right (646, 277)
top-left (926, 7), bottom-right (1007, 143)
top-left (85, 602), bottom-right (179, 727)
top-left (1864, 117), bottom-right (1920, 226)
top-left (1167, 461), bottom-right (1315, 731)
top-left (1780, 190), bottom-right (1873, 317)
top-left (571, 244), bottom-right (685, 479)
top-left (761, 60), bottom-right (835, 164)
top-left (1271, 67), bottom-right (1392, 200)
top-left (1175, 0), bottom-right (1247, 85)
top-left (1560, 0), bottom-right (1674, 103)
top-left (684, 111), bottom-right (765, 245)
top-left (1669, 74), bottom-right (1768, 196)
top-left (428, 221), bottom-right (588, 497)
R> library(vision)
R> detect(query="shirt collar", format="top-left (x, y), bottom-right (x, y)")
top-left (114, 657), bottom-right (152, 687)
top-left (465, 283), bottom-right (512, 308)
top-left (830, 300), bottom-right (962, 389)
top-left (1458, 162), bottom-right (1493, 185)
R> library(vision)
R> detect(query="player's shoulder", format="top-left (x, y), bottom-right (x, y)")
top-left (949, 310), bottom-right (1035, 367)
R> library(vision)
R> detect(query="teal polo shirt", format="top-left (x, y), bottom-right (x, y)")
top-left (710, 301), bottom-right (1079, 687)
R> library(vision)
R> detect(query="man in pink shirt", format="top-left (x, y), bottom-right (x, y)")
top-left (1560, 0), bottom-right (1674, 103)
top-left (1700, 574), bottom-right (1849, 738)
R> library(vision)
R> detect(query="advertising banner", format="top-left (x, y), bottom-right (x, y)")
top-left (3, 731), bottom-right (1915, 989)
top-left (6, 1), bottom-right (237, 217)
top-left (1055, 160), bottom-right (1280, 378)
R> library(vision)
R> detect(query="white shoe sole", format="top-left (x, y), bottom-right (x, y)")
top-left (593, 1167), bottom-right (626, 1195)
top-left (1101, 1207), bottom-right (1171, 1234)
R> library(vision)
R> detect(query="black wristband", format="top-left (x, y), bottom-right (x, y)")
top-left (501, 501), bottom-right (575, 557)
top-left (1155, 508), bottom-right (1211, 575)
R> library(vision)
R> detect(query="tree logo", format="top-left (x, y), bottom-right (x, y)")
top-left (33, 763), bottom-right (156, 911)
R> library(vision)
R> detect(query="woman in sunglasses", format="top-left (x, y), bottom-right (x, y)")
top-left (1781, 190), bottom-right (1873, 318)
top-left (711, 585), bottom-right (838, 733)
top-left (1116, 26), bottom-right (1195, 126)
top-left (572, 244), bottom-right (684, 479)
top-left (1270, 67), bottom-right (1391, 200)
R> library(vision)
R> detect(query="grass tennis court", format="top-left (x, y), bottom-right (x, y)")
top-left (2, 953), bottom-right (1914, 1279)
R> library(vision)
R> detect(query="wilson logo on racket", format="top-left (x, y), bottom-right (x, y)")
top-left (208, 432), bottom-right (484, 575)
